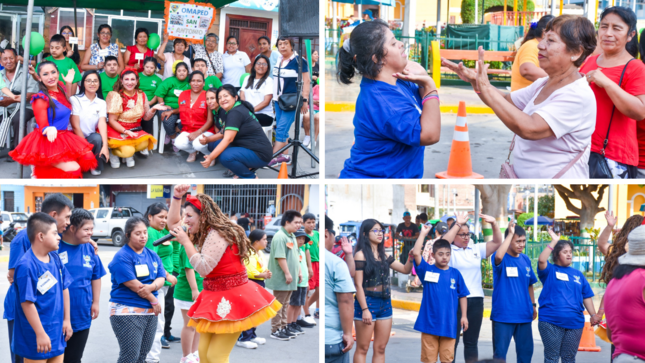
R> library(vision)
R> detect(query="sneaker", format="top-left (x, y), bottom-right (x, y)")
top-left (161, 336), bottom-right (170, 349)
top-left (303, 315), bottom-right (317, 326)
top-left (110, 154), bottom-right (120, 169)
top-left (125, 157), bottom-right (135, 167)
top-left (282, 327), bottom-right (297, 339)
top-left (236, 341), bottom-right (258, 349)
top-left (190, 352), bottom-right (199, 362)
top-left (296, 318), bottom-right (315, 328)
top-left (139, 148), bottom-right (149, 158)
top-left (166, 335), bottom-right (181, 343)
top-left (165, 134), bottom-right (171, 144)
top-left (250, 337), bottom-right (266, 345)
top-left (288, 323), bottom-right (304, 336)
top-left (270, 330), bottom-right (290, 341)
top-left (268, 154), bottom-right (292, 167)
top-left (90, 169), bottom-right (101, 176)
top-left (302, 135), bottom-right (311, 147)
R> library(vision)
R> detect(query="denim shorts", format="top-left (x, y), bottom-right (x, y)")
top-left (354, 295), bottom-right (392, 321)
top-left (274, 102), bottom-right (296, 143)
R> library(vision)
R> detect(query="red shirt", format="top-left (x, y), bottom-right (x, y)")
top-left (178, 90), bottom-right (213, 133)
top-left (126, 45), bottom-right (154, 69)
top-left (580, 55), bottom-right (645, 166)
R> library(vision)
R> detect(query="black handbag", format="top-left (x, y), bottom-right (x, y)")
top-left (276, 59), bottom-right (300, 111)
top-left (588, 59), bottom-right (635, 179)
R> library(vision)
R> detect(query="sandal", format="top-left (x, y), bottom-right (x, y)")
top-left (223, 170), bottom-right (235, 177)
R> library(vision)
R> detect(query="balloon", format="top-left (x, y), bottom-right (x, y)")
top-left (148, 33), bottom-right (161, 50)
top-left (21, 32), bottom-right (45, 56)
top-left (240, 73), bottom-right (250, 87)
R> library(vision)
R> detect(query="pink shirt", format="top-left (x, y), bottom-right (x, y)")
top-left (509, 76), bottom-right (596, 179)
top-left (313, 85), bottom-right (319, 111)
top-left (605, 269), bottom-right (645, 361)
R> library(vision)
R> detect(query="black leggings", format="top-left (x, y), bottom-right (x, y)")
top-left (454, 297), bottom-right (484, 363)
top-left (64, 328), bottom-right (91, 363)
top-left (164, 271), bottom-right (179, 338)
top-left (256, 113), bottom-right (274, 127)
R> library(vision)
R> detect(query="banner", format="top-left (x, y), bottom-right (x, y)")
top-left (148, 185), bottom-right (165, 199)
top-left (165, 0), bottom-right (217, 44)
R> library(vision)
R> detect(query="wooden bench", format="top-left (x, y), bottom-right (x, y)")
top-left (430, 41), bottom-right (516, 88)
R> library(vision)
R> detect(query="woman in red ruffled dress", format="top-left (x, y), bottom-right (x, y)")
top-left (9, 61), bottom-right (96, 178)
top-left (167, 184), bottom-right (281, 363)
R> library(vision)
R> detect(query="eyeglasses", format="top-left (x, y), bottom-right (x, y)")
top-left (99, 32), bottom-right (112, 36)
top-left (61, 32), bottom-right (73, 36)
top-left (255, 63), bottom-right (268, 67)
top-left (205, 39), bottom-right (217, 44)
top-left (227, 42), bottom-right (237, 46)
top-left (371, 229), bottom-right (384, 234)
top-left (85, 79), bottom-right (99, 84)
top-left (456, 233), bottom-right (470, 238)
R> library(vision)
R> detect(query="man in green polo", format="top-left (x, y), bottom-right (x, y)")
top-left (265, 210), bottom-right (303, 341)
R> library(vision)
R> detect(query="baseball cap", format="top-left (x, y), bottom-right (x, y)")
top-left (403, 211), bottom-right (411, 217)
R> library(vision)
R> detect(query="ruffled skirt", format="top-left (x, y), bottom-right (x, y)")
top-left (107, 122), bottom-right (156, 150)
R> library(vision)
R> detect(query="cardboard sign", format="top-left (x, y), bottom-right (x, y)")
top-left (68, 37), bottom-right (79, 45)
top-left (165, 1), bottom-right (216, 44)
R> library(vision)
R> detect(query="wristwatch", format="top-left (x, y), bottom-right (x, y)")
top-left (532, 303), bottom-right (537, 307)
top-left (302, 98), bottom-right (308, 103)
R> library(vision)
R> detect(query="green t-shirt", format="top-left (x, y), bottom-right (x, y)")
top-left (265, 227), bottom-right (300, 292)
top-left (154, 76), bottom-right (189, 109)
top-left (173, 245), bottom-right (204, 302)
top-left (203, 75), bottom-right (222, 91)
top-left (146, 226), bottom-right (174, 286)
top-left (172, 240), bottom-right (181, 273)
top-left (307, 230), bottom-right (320, 262)
top-left (298, 248), bottom-right (308, 288)
top-left (100, 72), bottom-right (119, 98)
top-left (139, 73), bottom-right (162, 104)
top-left (39, 56), bottom-right (82, 85)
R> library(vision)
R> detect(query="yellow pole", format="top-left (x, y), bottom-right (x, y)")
top-left (595, 0), bottom-right (600, 24)
top-left (276, 185), bottom-right (282, 215)
top-left (560, 0), bottom-right (563, 15)
top-left (523, 0), bottom-right (527, 27)
top-left (514, 0), bottom-right (518, 26)
top-left (504, 0), bottom-right (507, 25)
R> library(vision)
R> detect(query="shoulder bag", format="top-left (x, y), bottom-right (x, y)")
top-left (588, 58), bottom-right (635, 179)
top-left (276, 58), bottom-right (300, 111)
top-left (500, 135), bottom-right (587, 179)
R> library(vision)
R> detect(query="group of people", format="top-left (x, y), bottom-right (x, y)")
top-left (324, 210), bottom-right (645, 363)
top-left (0, 23), bottom-right (319, 179)
top-left (3, 187), bottom-right (321, 363)
top-left (338, 8), bottom-right (645, 179)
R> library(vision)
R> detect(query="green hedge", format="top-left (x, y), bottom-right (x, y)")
top-left (461, 0), bottom-right (535, 24)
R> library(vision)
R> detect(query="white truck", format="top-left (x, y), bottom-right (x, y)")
top-left (88, 207), bottom-right (144, 247)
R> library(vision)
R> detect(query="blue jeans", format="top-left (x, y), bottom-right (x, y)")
top-left (353, 295), bottom-right (392, 321)
top-left (325, 342), bottom-right (350, 363)
top-left (275, 104), bottom-right (296, 143)
top-left (207, 140), bottom-right (268, 178)
top-left (492, 321), bottom-right (534, 363)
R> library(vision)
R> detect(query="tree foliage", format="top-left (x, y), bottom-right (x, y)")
top-left (554, 185), bottom-right (608, 229)
top-left (517, 213), bottom-right (534, 229)
top-left (529, 195), bottom-right (555, 218)
top-left (461, 0), bottom-right (536, 24)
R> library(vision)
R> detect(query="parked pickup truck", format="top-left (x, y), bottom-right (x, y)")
top-left (88, 207), bottom-right (144, 247)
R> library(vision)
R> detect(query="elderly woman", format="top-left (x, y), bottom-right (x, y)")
top-left (80, 24), bottom-right (124, 73)
top-left (581, 7), bottom-right (645, 179)
top-left (444, 15), bottom-right (597, 179)
top-left (193, 33), bottom-right (223, 79)
top-left (157, 33), bottom-right (192, 80)
top-left (125, 28), bottom-right (155, 72)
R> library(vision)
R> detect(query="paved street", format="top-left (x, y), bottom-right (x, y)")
top-left (350, 307), bottom-right (611, 363)
top-left (0, 242), bottom-right (319, 363)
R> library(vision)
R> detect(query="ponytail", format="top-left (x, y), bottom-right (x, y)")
top-left (337, 46), bottom-right (356, 85)
top-left (336, 20), bottom-right (390, 85)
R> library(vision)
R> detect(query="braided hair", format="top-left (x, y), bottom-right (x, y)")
top-left (185, 193), bottom-right (254, 264)
top-left (36, 61), bottom-right (68, 119)
top-left (600, 214), bottom-right (643, 284)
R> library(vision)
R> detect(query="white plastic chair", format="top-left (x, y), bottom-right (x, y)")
top-left (152, 114), bottom-right (159, 151)
top-left (158, 118), bottom-right (180, 154)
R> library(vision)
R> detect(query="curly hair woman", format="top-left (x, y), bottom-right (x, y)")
top-left (167, 184), bottom-right (281, 363)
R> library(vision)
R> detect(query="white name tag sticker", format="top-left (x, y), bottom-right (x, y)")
top-left (135, 264), bottom-right (150, 277)
top-left (68, 37), bottom-right (79, 45)
top-left (37, 270), bottom-right (58, 294)
top-left (506, 267), bottom-right (518, 277)
top-left (98, 49), bottom-right (110, 57)
top-left (424, 272), bottom-right (440, 283)
top-left (174, 89), bottom-right (183, 97)
top-left (135, 52), bottom-right (144, 60)
top-left (59, 251), bottom-right (69, 265)
top-left (556, 272), bottom-right (569, 281)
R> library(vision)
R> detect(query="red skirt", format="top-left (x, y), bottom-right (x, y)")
top-left (9, 130), bottom-right (97, 178)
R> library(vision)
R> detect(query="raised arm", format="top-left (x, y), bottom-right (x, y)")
top-left (443, 212), bottom-right (470, 243)
top-left (539, 228), bottom-right (560, 270)
top-left (413, 225), bottom-right (431, 266)
top-left (480, 214), bottom-right (503, 258)
top-left (340, 236), bottom-right (355, 277)
top-left (495, 221), bottom-right (515, 266)
top-left (167, 184), bottom-right (189, 231)
top-left (598, 211), bottom-right (617, 256)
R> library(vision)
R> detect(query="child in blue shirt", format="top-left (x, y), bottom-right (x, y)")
top-left (13, 212), bottom-right (73, 362)
top-left (58, 208), bottom-right (107, 362)
top-left (491, 223), bottom-right (538, 363)
top-left (412, 224), bottom-right (469, 363)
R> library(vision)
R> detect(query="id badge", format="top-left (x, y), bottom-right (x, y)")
top-left (556, 272), bottom-right (569, 281)
top-left (59, 251), bottom-right (69, 265)
top-left (506, 267), bottom-right (518, 277)
top-left (424, 272), bottom-right (439, 283)
top-left (135, 52), bottom-right (145, 60)
top-left (37, 270), bottom-right (58, 295)
top-left (98, 48), bottom-right (110, 57)
top-left (273, 67), bottom-right (279, 77)
top-left (135, 264), bottom-right (150, 277)
top-left (174, 89), bottom-right (183, 97)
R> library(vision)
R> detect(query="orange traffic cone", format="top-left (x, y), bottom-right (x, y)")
top-left (579, 313), bottom-right (602, 352)
top-left (277, 162), bottom-right (288, 179)
top-left (435, 101), bottom-right (484, 179)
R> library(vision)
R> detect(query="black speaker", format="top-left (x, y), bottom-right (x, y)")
top-left (279, 0), bottom-right (319, 38)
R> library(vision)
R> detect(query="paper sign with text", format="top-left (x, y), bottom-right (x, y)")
top-left (165, 0), bottom-right (216, 44)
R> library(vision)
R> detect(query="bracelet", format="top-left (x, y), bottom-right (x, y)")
top-left (153, 282), bottom-right (158, 290)
top-left (150, 300), bottom-right (158, 306)
top-left (422, 89), bottom-right (438, 99)
top-left (475, 91), bottom-right (481, 94)
top-left (422, 95), bottom-right (439, 106)
top-left (362, 307), bottom-right (368, 311)
top-left (173, 196), bottom-right (181, 200)
top-left (547, 245), bottom-right (554, 250)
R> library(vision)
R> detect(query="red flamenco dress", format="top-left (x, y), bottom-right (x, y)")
top-left (188, 236), bottom-right (282, 334)
top-left (8, 83), bottom-right (97, 178)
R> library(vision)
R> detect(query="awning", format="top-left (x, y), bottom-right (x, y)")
top-left (333, 0), bottom-right (395, 6)
top-left (0, 0), bottom-right (237, 11)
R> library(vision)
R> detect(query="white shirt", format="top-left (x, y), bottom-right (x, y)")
top-left (242, 77), bottom-right (274, 116)
top-left (449, 242), bottom-right (487, 298)
top-left (70, 94), bottom-right (107, 138)
top-left (510, 76), bottom-right (596, 179)
top-left (222, 51), bottom-right (251, 87)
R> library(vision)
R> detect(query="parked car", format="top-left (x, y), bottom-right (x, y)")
top-left (88, 207), bottom-right (144, 247)
top-left (1, 212), bottom-right (28, 240)
top-left (339, 220), bottom-right (362, 246)
top-left (263, 214), bottom-right (282, 253)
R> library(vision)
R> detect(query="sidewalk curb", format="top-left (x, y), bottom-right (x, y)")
top-left (392, 299), bottom-right (492, 317)
top-left (326, 102), bottom-right (495, 114)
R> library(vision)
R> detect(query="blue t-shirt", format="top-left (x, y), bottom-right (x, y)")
top-left (324, 249), bottom-right (356, 345)
top-left (491, 252), bottom-right (538, 324)
top-left (13, 250), bottom-right (72, 360)
top-left (4, 229), bottom-right (32, 320)
top-left (537, 262), bottom-right (594, 329)
top-left (57, 241), bottom-right (107, 332)
top-left (108, 244), bottom-right (166, 309)
top-left (414, 259), bottom-right (469, 338)
top-left (273, 53), bottom-right (308, 95)
top-left (340, 78), bottom-right (424, 179)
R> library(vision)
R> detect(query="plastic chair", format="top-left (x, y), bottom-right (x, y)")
top-left (158, 118), bottom-right (180, 154)
top-left (152, 114), bottom-right (159, 151)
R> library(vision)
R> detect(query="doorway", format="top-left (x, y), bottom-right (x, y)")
top-left (73, 193), bottom-right (84, 209)
top-left (225, 14), bottom-right (272, 60)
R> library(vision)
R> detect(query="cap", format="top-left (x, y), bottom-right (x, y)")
top-left (294, 230), bottom-right (311, 242)
top-left (434, 222), bottom-right (449, 235)
top-left (403, 211), bottom-right (411, 217)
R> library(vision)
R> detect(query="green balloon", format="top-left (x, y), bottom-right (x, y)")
top-left (148, 33), bottom-right (161, 50)
top-left (21, 32), bottom-right (45, 56)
